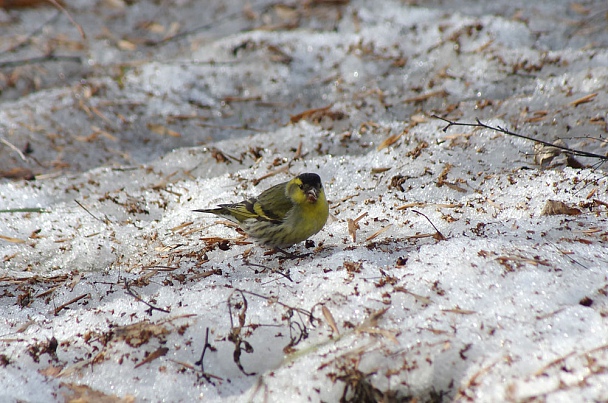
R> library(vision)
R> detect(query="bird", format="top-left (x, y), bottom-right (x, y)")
top-left (194, 173), bottom-right (329, 251)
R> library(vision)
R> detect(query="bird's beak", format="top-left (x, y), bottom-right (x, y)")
top-left (306, 188), bottom-right (318, 203)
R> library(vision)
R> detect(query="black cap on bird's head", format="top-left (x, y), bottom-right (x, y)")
top-left (297, 173), bottom-right (322, 187)
top-left (295, 173), bottom-right (323, 203)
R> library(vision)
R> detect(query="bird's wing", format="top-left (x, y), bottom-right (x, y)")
top-left (253, 182), bottom-right (293, 220)
top-left (215, 182), bottom-right (292, 223)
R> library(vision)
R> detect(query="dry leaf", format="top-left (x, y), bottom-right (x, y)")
top-left (134, 347), bottom-right (169, 368)
top-left (403, 89), bottom-right (448, 103)
top-left (524, 110), bottom-right (549, 123)
top-left (144, 22), bottom-right (165, 34)
top-left (60, 382), bottom-right (135, 403)
top-left (0, 167), bottom-right (35, 180)
top-left (377, 132), bottom-right (402, 151)
top-left (371, 167), bottom-right (391, 174)
top-left (289, 105), bottom-right (345, 124)
top-left (117, 39), bottom-right (137, 51)
top-left (569, 3), bottom-right (590, 15)
top-left (113, 320), bottom-right (170, 347)
top-left (147, 123), bottom-right (181, 137)
top-left (0, 0), bottom-right (56, 8)
top-left (410, 113), bottom-right (427, 124)
top-left (585, 188), bottom-right (597, 200)
top-left (436, 163), bottom-right (453, 186)
top-left (39, 365), bottom-right (63, 377)
top-left (540, 200), bottom-right (582, 216)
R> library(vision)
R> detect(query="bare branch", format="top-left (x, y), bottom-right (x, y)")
top-left (432, 115), bottom-right (608, 161)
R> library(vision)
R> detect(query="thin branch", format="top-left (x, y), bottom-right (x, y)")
top-left (53, 293), bottom-right (89, 315)
top-left (194, 327), bottom-right (219, 384)
top-left (0, 11), bottom-right (61, 56)
top-left (0, 208), bottom-right (47, 213)
top-left (244, 261), bottom-right (293, 282)
top-left (124, 279), bottom-right (170, 315)
top-left (433, 115), bottom-right (608, 161)
top-left (236, 288), bottom-right (315, 324)
top-left (195, 327), bottom-right (211, 369)
top-left (74, 200), bottom-right (109, 224)
top-left (411, 210), bottom-right (446, 241)
top-left (0, 137), bottom-right (27, 161)
top-left (0, 54), bottom-right (82, 68)
top-left (46, 0), bottom-right (86, 40)
top-left (146, 5), bottom-right (261, 46)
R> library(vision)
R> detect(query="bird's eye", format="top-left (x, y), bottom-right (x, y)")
top-left (299, 184), bottom-right (304, 190)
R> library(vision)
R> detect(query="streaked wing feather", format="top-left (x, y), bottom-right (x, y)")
top-left (254, 182), bottom-right (293, 220)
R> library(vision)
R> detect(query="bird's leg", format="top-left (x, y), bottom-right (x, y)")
top-left (274, 247), bottom-right (311, 260)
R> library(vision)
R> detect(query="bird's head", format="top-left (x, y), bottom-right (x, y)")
top-left (287, 173), bottom-right (324, 205)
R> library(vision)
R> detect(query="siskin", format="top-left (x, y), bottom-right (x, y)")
top-left (195, 173), bottom-right (329, 249)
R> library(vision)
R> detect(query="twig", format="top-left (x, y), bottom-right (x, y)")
top-left (53, 293), bottom-right (89, 315)
top-left (252, 166), bottom-right (290, 186)
top-left (167, 358), bottom-right (224, 381)
top-left (74, 200), bottom-right (109, 224)
top-left (0, 208), bottom-right (47, 213)
top-left (0, 138), bottom-right (27, 161)
top-left (46, 0), bottom-right (86, 40)
top-left (433, 115), bottom-right (608, 161)
top-left (236, 288), bottom-right (316, 325)
top-left (142, 265), bottom-right (179, 271)
top-left (124, 279), bottom-right (170, 315)
top-left (0, 11), bottom-right (61, 56)
top-left (194, 327), bottom-right (219, 383)
top-left (194, 327), bottom-right (212, 370)
top-left (244, 261), bottom-right (293, 282)
top-left (146, 5), bottom-right (265, 46)
top-left (0, 55), bottom-right (82, 68)
top-left (227, 290), bottom-right (256, 376)
top-left (411, 210), bottom-right (446, 241)
top-left (195, 123), bottom-right (264, 133)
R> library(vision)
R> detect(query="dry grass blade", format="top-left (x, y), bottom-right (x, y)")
top-left (365, 224), bottom-right (391, 242)
top-left (347, 212), bottom-right (368, 242)
top-left (322, 305), bottom-right (339, 335)
top-left (377, 130), bottom-right (405, 151)
top-left (403, 89), bottom-right (448, 103)
top-left (0, 234), bottom-right (26, 243)
top-left (569, 92), bottom-right (597, 107)
top-left (442, 308), bottom-right (476, 315)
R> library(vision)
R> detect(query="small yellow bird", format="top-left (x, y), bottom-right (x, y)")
top-left (195, 173), bottom-right (329, 249)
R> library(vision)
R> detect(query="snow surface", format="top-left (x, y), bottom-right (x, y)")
top-left (1, 0), bottom-right (608, 402)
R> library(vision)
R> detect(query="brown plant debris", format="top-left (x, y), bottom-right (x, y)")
top-left (347, 212), bottom-right (368, 242)
top-left (289, 104), bottom-right (346, 124)
top-left (540, 200), bottom-right (582, 216)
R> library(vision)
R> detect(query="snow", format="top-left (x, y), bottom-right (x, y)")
top-left (1, 0), bottom-right (608, 401)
